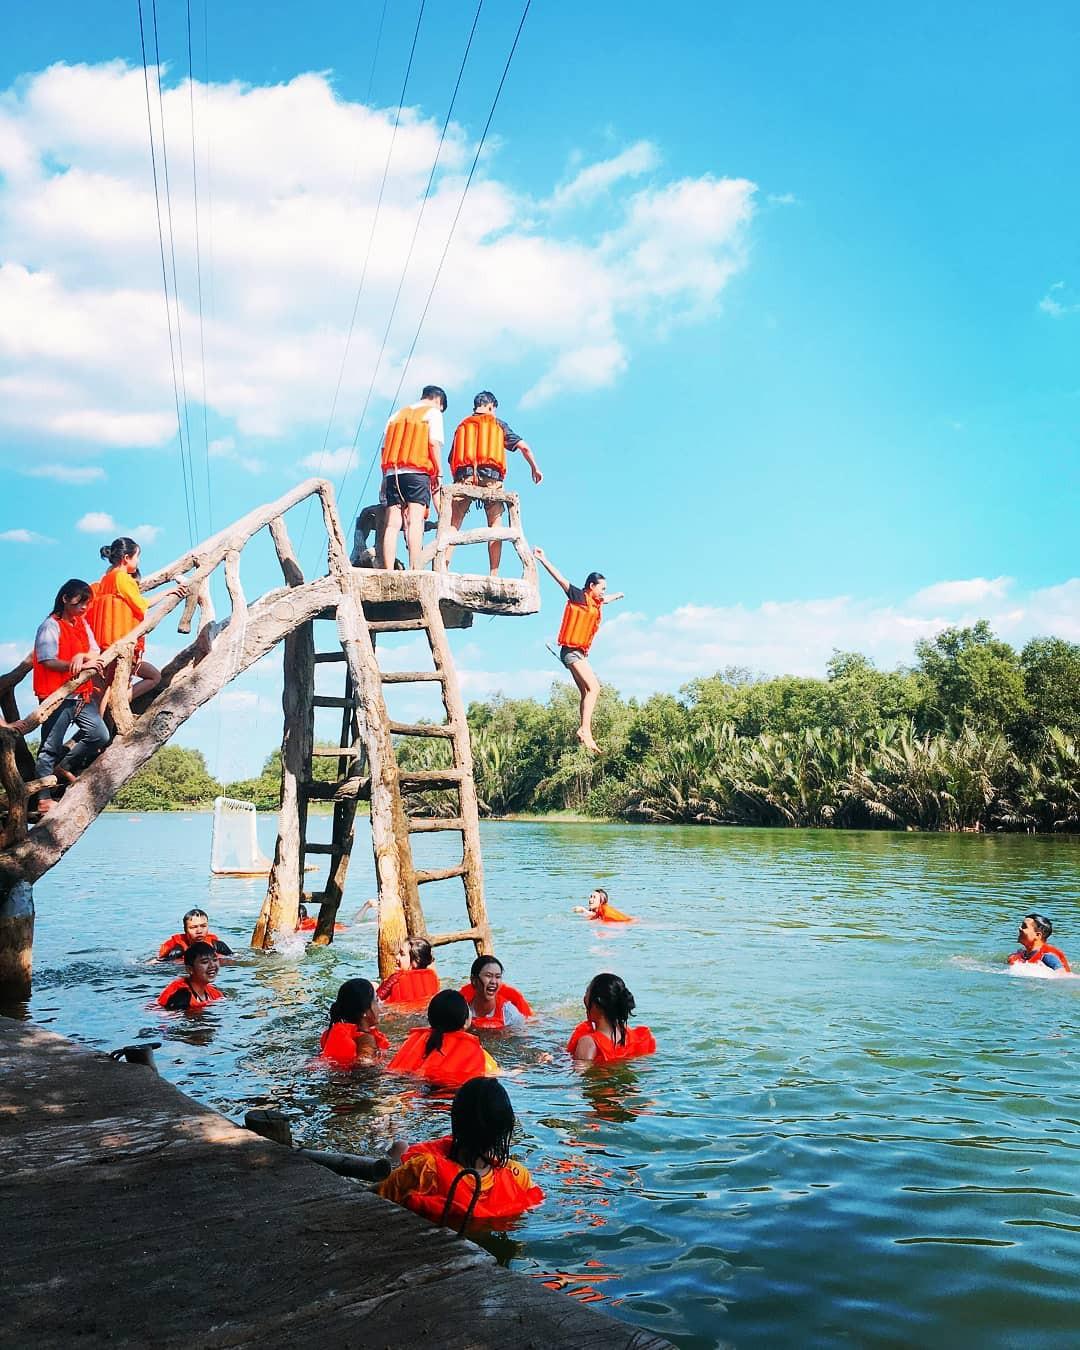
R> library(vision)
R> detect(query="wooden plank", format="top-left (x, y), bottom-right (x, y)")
top-left (303, 842), bottom-right (344, 856)
top-left (301, 777), bottom-right (371, 802)
top-left (415, 863), bottom-right (468, 884)
top-left (389, 720), bottom-right (454, 738)
top-left (311, 745), bottom-right (361, 757)
top-left (407, 816), bottom-right (466, 833)
top-left (428, 926), bottom-right (485, 946)
top-left (312, 651), bottom-right (347, 664)
top-left (379, 670), bottom-right (444, 684)
top-left (313, 695), bottom-right (355, 709)
top-left (398, 768), bottom-right (464, 785)
top-left (366, 617), bottom-right (428, 633)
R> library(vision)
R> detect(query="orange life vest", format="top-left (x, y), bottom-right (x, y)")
top-left (297, 917), bottom-right (346, 933)
top-left (378, 966), bottom-right (440, 1006)
top-left (399, 1136), bottom-right (543, 1223)
top-left (319, 1021), bottom-right (390, 1063)
top-left (566, 1020), bottom-right (656, 1063)
top-left (457, 982), bottom-right (533, 1028)
top-left (591, 901), bottom-right (633, 923)
top-left (387, 1027), bottom-right (495, 1086)
top-left (449, 412), bottom-right (506, 478)
top-left (1008, 945), bottom-right (1071, 972)
top-left (382, 404), bottom-right (437, 478)
top-left (557, 593), bottom-right (602, 654)
top-left (157, 931), bottom-right (225, 960)
top-left (86, 567), bottom-right (148, 653)
top-left (32, 615), bottom-right (96, 701)
top-left (156, 977), bottom-right (223, 1009)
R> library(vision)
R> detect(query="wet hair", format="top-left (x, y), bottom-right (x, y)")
top-left (183, 941), bottom-right (217, 970)
top-left (183, 908), bottom-right (208, 927)
top-left (1025, 913), bottom-right (1053, 941)
top-left (50, 579), bottom-right (93, 617)
top-left (421, 385), bottom-right (448, 411)
top-left (328, 978), bottom-right (376, 1025)
top-left (406, 937), bottom-right (434, 970)
top-left (470, 954), bottom-right (503, 982)
top-left (473, 390), bottom-right (498, 411)
top-left (424, 989), bottom-right (470, 1057)
top-left (583, 572), bottom-right (605, 592)
top-left (449, 1077), bottom-right (515, 1170)
top-left (585, 972), bottom-right (636, 1047)
top-left (591, 888), bottom-right (609, 905)
top-left (100, 536), bottom-right (140, 567)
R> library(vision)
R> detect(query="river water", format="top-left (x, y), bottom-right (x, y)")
top-left (19, 815), bottom-right (1080, 1348)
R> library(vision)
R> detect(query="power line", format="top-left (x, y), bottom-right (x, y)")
top-left (346, 0), bottom-right (533, 524)
top-left (187, 0), bottom-right (213, 531)
top-left (136, 0), bottom-right (195, 547)
top-left (331, 0), bottom-right (485, 507)
top-left (151, 0), bottom-right (201, 539)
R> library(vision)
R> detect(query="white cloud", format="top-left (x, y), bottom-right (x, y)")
top-left (22, 463), bottom-right (106, 484)
top-left (546, 141), bottom-right (660, 210)
top-left (0, 528), bottom-right (54, 543)
top-left (76, 511), bottom-right (160, 544)
top-left (909, 576), bottom-right (1012, 607)
top-left (0, 62), bottom-right (756, 455)
top-left (131, 523), bottom-right (162, 545)
top-left (300, 447), bottom-right (356, 476)
top-left (209, 435), bottom-right (266, 474)
top-left (1038, 281), bottom-right (1080, 317)
top-left (767, 191), bottom-right (800, 206)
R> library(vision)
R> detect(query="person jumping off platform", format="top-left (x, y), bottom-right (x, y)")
top-left (533, 548), bottom-right (623, 754)
top-left (379, 385), bottom-right (447, 571)
top-left (447, 391), bottom-right (542, 576)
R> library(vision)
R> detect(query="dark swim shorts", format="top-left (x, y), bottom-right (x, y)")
top-left (560, 646), bottom-right (586, 668)
top-left (453, 466), bottom-right (505, 486)
top-left (383, 471), bottom-right (431, 508)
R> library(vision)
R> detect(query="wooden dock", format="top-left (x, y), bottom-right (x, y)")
top-left (0, 1018), bottom-right (668, 1349)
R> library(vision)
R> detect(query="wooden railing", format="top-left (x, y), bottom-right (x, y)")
top-left (418, 483), bottom-right (537, 587)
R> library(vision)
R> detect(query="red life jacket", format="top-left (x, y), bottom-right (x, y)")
top-left (378, 966), bottom-right (440, 1006)
top-left (319, 1021), bottom-right (390, 1063)
top-left (557, 593), bottom-right (602, 654)
top-left (591, 901), bottom-right (633, 923)
top-left (157, 931), bottom-right (225, 960)
top-left (382, 404), bottom-right (437, 478)
top-left (457, 983), bottom-right (533, 1028)
top-left (1008, 945), bottom-right (1071, 972)
top-left (156, 977), bottom-right (223, 1009)
top-left (566, 1020), bottom-right (656, 1063)
top-left (87, 567), bottom-right (148, 652)
top-left (297, 917), bottom-right (346, 933)
top-left (32, 615), bottom-right (96, 701)
top-left (387, 1027), bottom-right (495, 1086)
top-left (399, 1135), bottom-right (543, 1223)
top-left (449, 412), bottom-right (506, 478)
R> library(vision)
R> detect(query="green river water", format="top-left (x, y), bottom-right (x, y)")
top-left (17, 815), bottom-right (1080, 1348)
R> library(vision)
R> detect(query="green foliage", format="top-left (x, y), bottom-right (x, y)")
top-left (915, 621), bottom-right (1029, 733)
top-left (113, 746), bottom-right (223, 811)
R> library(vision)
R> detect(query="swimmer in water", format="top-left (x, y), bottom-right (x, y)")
top-left (319, 978), bottom-right (389, 1064)
top-left (459, 955), bottom-right (533, 1029)
top-left (573, 888), bottom-right (633, 923)
top-left (568, 972), bottom-right (656, 1064)
top-left (377, 937), bottom-right (440, 1005)
top-left (1008, 913), bottom-right (1071, 972)
top-left (156, 942), bottom-right (223, 1011)
top-left (157, 908), bottom-right (234, 960)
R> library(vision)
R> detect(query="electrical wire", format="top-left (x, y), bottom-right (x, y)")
top-left (136, 0), bottom-right (196, 547)
top-left (187, 0), bottom-right (213, 531)
top-left (345, 0), bottom-right (533, 525)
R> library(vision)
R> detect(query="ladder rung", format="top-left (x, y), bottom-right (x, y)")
top-left (415, 863), bottom-right (469, 884)
top-left (428, 927), bottom-right (485, 946)
top-left (389, 721), bottom-right (455, 739)
top-left (399, 768), bottom-right (463, 786)
top-left (302, 891), bottom-right (327, 905)
top-left (313, 695), bottom-right (355, 709)
top-left (23, 775), bottom-right (58, 794)
top-left (311, 746), bottom-right (361, 758)
top-left (304, 842), bottom-right (345, 856)
top-left (380, 670), bottom-right (443, 684)
top-left (313, 651), bottom-right (347, 664)
top-left (407, 816), bottom-right (465, 833)
top-left (302, 777), bottom-right (371, 801)
top-left (367, 617), bottom-right (429, 633)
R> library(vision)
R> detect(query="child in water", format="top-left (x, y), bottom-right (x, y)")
top-left (459, 954), bottom-right (533, 1028)
top-left (386, 990), bottom-right (498, 1087)
top-left (568, 973), bottom-right (656, 1064)
top-left (574, 888), bottom-right (634, 923)
top-left (377, 937), bottom-right (440, 1006)
top-left (379, 1077), bottom-right (543, 1227)
top-left (156, 942), bottom-right (223, 1011)
top-left (157, 908), bottom-right (234, 960)
top-left (1008, 913), bottom-right (1071, 973)
top-left (319, 978), bottom-right (389, 1064)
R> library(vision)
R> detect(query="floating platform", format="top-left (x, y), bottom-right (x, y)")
top-left (0, 1018), bottom-right (668, 1349)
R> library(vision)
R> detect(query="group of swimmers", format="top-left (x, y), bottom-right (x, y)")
top-left (151, 901), bottom-right (656, 1228)
top-left (376, 385), bottom-right (623, 753)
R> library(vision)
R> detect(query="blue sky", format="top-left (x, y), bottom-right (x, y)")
top-left (1, 1), bottom-right (1077, 778)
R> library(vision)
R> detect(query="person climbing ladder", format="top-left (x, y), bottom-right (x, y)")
top-left (533, 547), bottom-right (623, 753)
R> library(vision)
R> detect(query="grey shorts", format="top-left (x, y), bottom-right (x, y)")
top-left (560, 646), bottom-right (587, 668)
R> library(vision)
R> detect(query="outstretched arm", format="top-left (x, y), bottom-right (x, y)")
top-left (532, 547), bottom-right (571, 596)
top-left (518, 442), bottom-right (543, 484)
top-left (602, 591), bottom-right (624, 606)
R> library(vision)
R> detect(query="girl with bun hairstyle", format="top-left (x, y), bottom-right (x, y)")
top-left (568, 973), bottom-right (656, 1064)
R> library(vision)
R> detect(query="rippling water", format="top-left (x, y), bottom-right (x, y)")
top-left (17, 815), bottom-right (1080, 1348)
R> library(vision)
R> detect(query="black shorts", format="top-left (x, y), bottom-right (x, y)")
top-left (383, 471), bottom-right (431, 508)
top-left (453, 466), bottom-right (504, 486)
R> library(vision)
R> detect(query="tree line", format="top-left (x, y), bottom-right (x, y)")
top-left (114, 623), bottom-right (1080, 832)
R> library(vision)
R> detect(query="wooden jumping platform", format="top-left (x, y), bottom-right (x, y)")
top-left (0, 1018), bottom-right (668, 1349)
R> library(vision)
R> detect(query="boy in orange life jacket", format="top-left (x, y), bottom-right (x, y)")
top-left (32, 579), bottom-right (109, 814)
top-left (533, 548), bottom-right (624, 754)
top-left (157, 908), bottom-right (235, 960)
top-left (156, 942), bottom-right (223, 1011)
top-left (380, 1077), bottom-right (543, 1227)
top-left (1008, 913), bottom-right (1071, 973)
top-left (447, 391), bottom-right (542, 577)
top-left (379, 385), bottom-right (447, 571)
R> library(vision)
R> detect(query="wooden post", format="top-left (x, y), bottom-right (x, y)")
top-left (252, 621), bottom-right (314, 949)
top-left (0, 879), bottom-right (33, 1003)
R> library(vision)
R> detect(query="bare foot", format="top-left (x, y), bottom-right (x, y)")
top-left (37, 797), bottom-right (55, 815)
top-left (575, 729), bottom-right (601, 755)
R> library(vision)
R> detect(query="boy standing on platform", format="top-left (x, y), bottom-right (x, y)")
top-left (379, 385), bottom-right (447, 570)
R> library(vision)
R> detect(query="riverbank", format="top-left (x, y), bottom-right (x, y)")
top-left (0, 1017), bottom-right (668, 1350)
